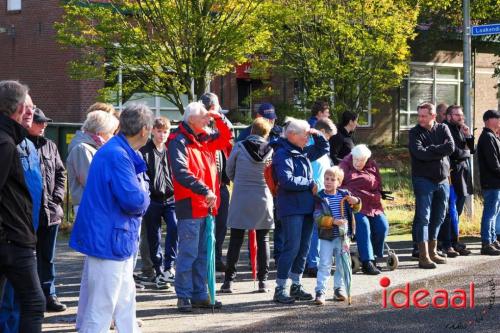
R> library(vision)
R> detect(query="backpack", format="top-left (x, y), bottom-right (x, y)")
top-left (264, 163), bottom-right (279, 197)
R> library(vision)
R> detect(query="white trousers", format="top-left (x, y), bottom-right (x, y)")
top-left (76, 256), bottom-right (139, 333)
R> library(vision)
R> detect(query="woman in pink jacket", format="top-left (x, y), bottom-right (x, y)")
top-left (339, 144), bottom-right (389, 275)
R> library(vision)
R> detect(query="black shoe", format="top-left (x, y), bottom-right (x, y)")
top-left (305, 267), bottom-right (318, 278)
top-left (177, 298), bottom-right (192, 312)
top-left (216, 261), bottom-right (226, 273)
top-left (411, 248), bottom-right (419, 259)
top-left (273, 286), bottom-right (295, 304)
top-left (371, 260), bottom-right (383, 271)
top-left (455, 247), bottom-right (471, 256)
top-left (290, 283), bottom-right (313, 301)
top-left (493, 240), bottom-right (500, 251)
top-left (46, 295), bottom-right (67, 312)
top-left (258, 281), bottom-right (270, 293)
top-left (192, 299), bottom-right (222, 309)
top-left (220, 280), bottom-right (233, 293)
top-left (135, 281), bottom-right (146, 290)
top-left (481, 243), bottom-right (500, 256)
top-left (362, 261), bottom-right (381, 275)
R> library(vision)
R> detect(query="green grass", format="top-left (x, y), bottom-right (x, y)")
top-left (379, 167), bottom-right (414, 236)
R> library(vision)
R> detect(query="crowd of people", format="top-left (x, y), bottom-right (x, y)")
top-left (0, 78), bottom-right (500, 332)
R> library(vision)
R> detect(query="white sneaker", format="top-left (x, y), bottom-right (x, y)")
top-left (162, 269), bottom-right (175, 283)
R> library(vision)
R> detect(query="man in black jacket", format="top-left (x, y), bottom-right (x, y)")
top-left (0, 80), bottom-right (45, 332)
top-left (477, 110), bottom-right (500, 255)
top-left (27, 108), bottom-right (67, 312)
top-left (409, 102), bottom-right (455, 269)
top-left (140, 117), bottom-right (177, 288)
top-left (438, 105), bottom-right (474, 257)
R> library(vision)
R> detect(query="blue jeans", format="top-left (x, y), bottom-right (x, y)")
top-left (354, 213), bottom-right (389, 262)
top-left (306, 224), bottom-right (320, 269)
top-left (174, 218), bottom-right (208, 301)
top-left (480, 189), bottom-right (500, 244)
top-left (276, 214), bottom-right (314, 287)
top-left (144, 200), bottom-right (178, 272)
top-left (36, 223), bottom-right (59, 297)
top-left (412, 177), bottom-right (449, 243)
top-left (496, 210), bottom-right (500, 236)
top-left (315, 238), bottom-right (344, 294)
top-left (438, 186), bottom-right (467, 248)
top-left (215, 185), bottom-right (229, 265)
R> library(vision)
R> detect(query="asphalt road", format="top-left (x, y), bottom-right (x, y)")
top-left (227, 260), bottom-right (500, 333)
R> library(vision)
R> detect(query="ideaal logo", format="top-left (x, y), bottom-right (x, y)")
top-left (379, 276), bottom-right (497, 330)
top-left (379, 277), bottom-right (475, 309)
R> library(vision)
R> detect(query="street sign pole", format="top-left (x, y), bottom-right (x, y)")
top-left (463, 0), bottom-right (474, 217)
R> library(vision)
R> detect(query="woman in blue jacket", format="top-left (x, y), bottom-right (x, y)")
top-left (272, 117), bottom-right (329, 304)
top-left (69, 104), bottom-right (153, 333)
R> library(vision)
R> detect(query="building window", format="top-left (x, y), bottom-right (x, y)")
top-left (400, 63), bottom-right (463, 128)
top-left (7, 0), bottom-right (21, 11)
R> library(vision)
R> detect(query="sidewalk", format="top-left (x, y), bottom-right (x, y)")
top-left (43, 236), bottom-right (500, 332)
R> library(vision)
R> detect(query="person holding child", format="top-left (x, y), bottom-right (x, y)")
top-left (313, 166), bottom-right (361, 305)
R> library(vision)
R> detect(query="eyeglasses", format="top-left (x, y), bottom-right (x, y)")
top-left (25, 104), bottom-right (36, 110)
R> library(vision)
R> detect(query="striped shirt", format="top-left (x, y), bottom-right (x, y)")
top-left (324, 191), bottom-right (344, 238)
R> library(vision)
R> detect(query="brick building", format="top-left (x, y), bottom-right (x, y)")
top-left (0, 0), bottom-right (102, 122)
top-left (1, 1), bottom-right (499, 143)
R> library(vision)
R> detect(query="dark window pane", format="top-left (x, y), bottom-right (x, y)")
top-left (410, 83), bottom-right (433, 111)
top-left (436, 68), bottom-right (459, 80)
top-left (410, 66), bottom-right (432, 79)
top-left (436, 84), bottom-right (458, 106)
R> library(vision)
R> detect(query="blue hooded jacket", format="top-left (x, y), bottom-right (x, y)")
top-left (69, 134), bottom-right (150, 260)
top-left (272, 133), bottom-right (329, 219)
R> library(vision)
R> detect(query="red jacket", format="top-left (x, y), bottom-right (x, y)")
top-left (339, 154), bottom-right (384, 217)
top-left (168, 115), bottom-right (232, 219)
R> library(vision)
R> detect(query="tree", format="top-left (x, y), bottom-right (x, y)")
top-left (55, 0), bottom-right (268, 112)
top-left (261, 0), bottom-right (418, 115)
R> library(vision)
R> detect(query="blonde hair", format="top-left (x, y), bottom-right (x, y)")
top-left (324, 166), bottom-right (344, 183)
top-left (86, 102), bottom-right (119, 117)
top-left (251, 117), bottom-right (272, 138)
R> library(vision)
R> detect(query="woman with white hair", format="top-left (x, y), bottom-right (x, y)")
top-left (339, 144), bottom-right (389, 275)
top-left (66, 110), bottom-right (119, 214)
top-left (272, 117), bottom-right (329, 304)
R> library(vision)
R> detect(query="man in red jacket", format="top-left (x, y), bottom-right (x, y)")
top-left (168, 101), bottom-right (232, 312)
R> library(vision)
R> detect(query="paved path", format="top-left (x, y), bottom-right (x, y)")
top-left (43, 236), bottom-right (500, 332)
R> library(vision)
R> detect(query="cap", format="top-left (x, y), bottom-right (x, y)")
top-left (483, 109), bottom-right (500, 122)
top-left (33, 108), bottom-right (53, 123)
top-left (200, 92), bottom-right (228, 114)
top-left (257, 102), bottom-right (276, 120)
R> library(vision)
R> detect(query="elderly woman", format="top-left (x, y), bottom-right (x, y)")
top-left (66, 110), bottom-right (119, 215)
top-left (272, 117), bottom-right (329, 304)
top-left (219, 118), bottom-right (274, 294)
top-left (339, 144), bottom-right (389, 275)
top-left (69, 104), bottom-right (153, 332)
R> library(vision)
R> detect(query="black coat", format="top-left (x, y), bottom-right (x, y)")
top-left (29, 135), bottom-right (66, 226)
top-left (408, 122), bottom-right (455, 183)
top-left (329, 126), bottom-right (354, 165)
top-left (444, 121), bottom-right (475, 197)
top-left (477, 128), bottom-right (500, 190)
top-left (0, 114), bottom-right (36, 248)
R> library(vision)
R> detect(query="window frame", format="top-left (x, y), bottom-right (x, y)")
top-left (400, 62), bottom-right (463, 129)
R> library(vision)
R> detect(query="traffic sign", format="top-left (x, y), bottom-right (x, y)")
top-left (471, 24), bottom-right (500, 36)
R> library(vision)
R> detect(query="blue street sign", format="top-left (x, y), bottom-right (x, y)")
top-left (471, 24), bottom-right (500, 36)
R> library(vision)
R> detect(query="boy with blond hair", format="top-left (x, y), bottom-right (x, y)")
top-left (313, 166), bottom-right (361, 305)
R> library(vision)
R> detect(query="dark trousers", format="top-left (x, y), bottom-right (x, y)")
top-left (224, 228), bottom-right (270, 282)
top-left (144, 200), bottom-right (178, 273)
top-left (215, 184), bottom-right (229, 265)
top-left (0, 242), bottom-right (45, 333)
top-left (36, 223), bottom-right (59, 297)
